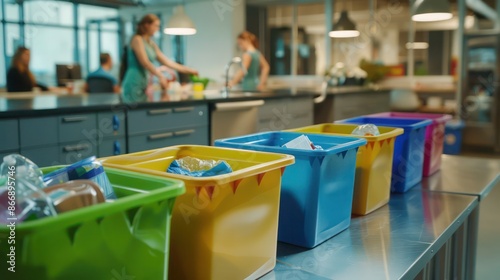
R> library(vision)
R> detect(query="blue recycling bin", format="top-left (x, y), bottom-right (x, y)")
top-left (215, 132), bottom-right (366, 248)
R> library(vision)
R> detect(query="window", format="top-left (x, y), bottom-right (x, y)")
top-left (5, 24), bottom-right (21, 57)
top-left (24, 1), bottom-right (73, 26)
top-left (0, 27), bottom-right (5, 87)
top-left (101, 31), bottom-right (120, 76)
top-left (25, 26), bottom-right (75, 86)
top-left (5, 2), bottom-right (19, 21)
top-left (78, 5), bottom-right (118, 27)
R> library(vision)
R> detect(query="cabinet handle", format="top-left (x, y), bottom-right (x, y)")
top-left (173, 107), bottom-right (195, 113)
top-left (148, 109), bottom-right (172, 115)
top-left (174, 129), bottom-right (195, 136)
top-left (112, 115), bottom-right (120, 131)
top-left (62, 116), bottom-right (88, 123)
top-left (63, 143), bottom-right (90, 152)
top-left (113, 140), bottom-right (121, 155)
top-left (148, 132), bottom-right (174, 140)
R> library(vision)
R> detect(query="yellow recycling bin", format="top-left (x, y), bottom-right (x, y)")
top-left (100, 145), bottom-right (294, 280)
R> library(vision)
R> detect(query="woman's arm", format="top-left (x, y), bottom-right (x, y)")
top-left (228, 53), bottom-right (251, 87)
top-left (153, 43), bottom-right (198, 75)
top-left (257, 54), bottom-right (270, 90)
top-left (130, 36), bottom-right (163, 78)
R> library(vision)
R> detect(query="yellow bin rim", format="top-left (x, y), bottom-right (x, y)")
top-left (287, 123), bottom-right (404, 141)
top-left (99, 145), bottom-right (295, 186)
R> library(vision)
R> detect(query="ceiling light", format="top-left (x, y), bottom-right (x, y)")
top-left (164, 6), bottom-right (196, 35)
top-left (329, 11), bottom-right (360, 38)
top-left (406, 42), bottom-right (429, 49)
top-left (412, 0), bottom-right (453, 22)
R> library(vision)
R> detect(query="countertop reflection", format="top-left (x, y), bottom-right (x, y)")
top-left (262, 191), bottom-right (477, 280)
top-left (417, 155), bottom-right (500, 200)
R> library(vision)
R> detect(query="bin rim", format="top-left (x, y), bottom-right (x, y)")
top-left (287, 123), bottom-right (404, 142)
top-left (337, 116), bottom-right (433, 130)
top-left (214, 131), bottom-right (367, 157)
top-left (367, 112), bottom-right (453, 124)
top-left (100, 145), bottom-right (295, 186)
top-left (0, 166), bottom-right (185, 233)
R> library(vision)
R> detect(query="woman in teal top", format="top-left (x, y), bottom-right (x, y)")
top-left (121, 14), bottom-right (198, 103)
top-left (229, 31), bottom-right (270, 91)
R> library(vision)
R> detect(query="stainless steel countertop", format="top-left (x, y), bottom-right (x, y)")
top-left (417, 155), bottom-right (500, 200)
top-left (262, 191), bottom-right (477, 280)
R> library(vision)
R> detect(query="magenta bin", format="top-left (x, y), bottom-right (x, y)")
top-left (368, 112), bottom-right (452, 176)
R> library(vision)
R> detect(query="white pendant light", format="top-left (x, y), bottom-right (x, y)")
top-left (164, 6), bottom-right (196, 35)
top-left (329, 10), bottom-right (360, 38)
top-left (412, 0), bottom-right (453, 22)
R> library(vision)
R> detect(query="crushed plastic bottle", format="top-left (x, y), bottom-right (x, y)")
top-left (167, 156), bottom-right (232, 177)
top-left (0, 154), bottom-right (57, 224)
top-left (352, 124), bottom-right (380, 137)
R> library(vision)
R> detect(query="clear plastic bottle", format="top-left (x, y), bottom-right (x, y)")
top-left (0, 154), bottom-right (57, 224)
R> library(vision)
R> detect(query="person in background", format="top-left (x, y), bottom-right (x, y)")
top-left (121, 14), bottom-right (198, 103)
top-left (86, 53), bottom-right (121, 93)
top-left (7, 47), bottom-right (49, 92)
top-left (228, 31), bottom-right (270, 91)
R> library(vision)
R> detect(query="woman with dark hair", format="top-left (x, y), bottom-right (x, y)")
top-left (7, 47), bottom-right (48, 92)
top-left (121, 14), bottom-right (198, 102)
top-left (228, 31), bottom-right (270, 91)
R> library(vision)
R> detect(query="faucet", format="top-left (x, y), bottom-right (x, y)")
top-left (221, 57), bottom-right (247, 97)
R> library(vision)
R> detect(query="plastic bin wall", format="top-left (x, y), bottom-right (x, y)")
top-left (288, 124), bottom-right (404, 215)
top-left (100, 145), bottom-right (294, 280)
top-left (338, 117), bottom-right (432, 193)
top-left (0, 167), bottom-right (185, 280)
top-left (369, 112), bottom-right (452, 176)
top-left (215, 132), bottom-right (366, 248)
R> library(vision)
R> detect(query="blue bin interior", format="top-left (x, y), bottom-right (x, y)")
top-left (215, 131), bottom-right (367, 156)
top-left (338, 116), bottom-right (432, 130)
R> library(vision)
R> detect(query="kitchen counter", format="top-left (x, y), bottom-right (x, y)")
top-left (0, 86), bottom-right (387, 118)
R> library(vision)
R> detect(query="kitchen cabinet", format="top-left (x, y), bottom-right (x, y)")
top-left (0, 119), bottom-right (19, 153)
top-left (128, 125), bottom-right (208, 153)
top-left (127, 104), bottom-right (209, 152)
top-left (314, 90), bottom-right (391, 123)
top-left (257, 97), bottom-right (314, 132)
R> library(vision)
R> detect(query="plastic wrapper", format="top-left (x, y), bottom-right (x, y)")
top-left (0, 154), bottom-right (57, 224)
top-left (352, 124), bottom-right (380, 136)
top-left (43, 156), bottom-right (116, 200)
top-left (282, 135), bottom-right (323, 150)
top-left (167, 156), bottom-right (232, 177)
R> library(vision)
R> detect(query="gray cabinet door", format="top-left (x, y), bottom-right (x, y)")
top-left (58, 114), bottom-right (97, 143)
top-left (21, 145), bottom-right (60, 167)
top-left (0, 119), bottom-right (19, 152)
top-left (20, 116), bottom-right (58, 148)
top-left (59, 140), bottom-right (97, 164)
top-left (128, 125), bottom-right (209, 153)
top-left (97, 111), bottom-right (126, 138)
top-left (128, 105), bottom-right (208, 135)
top-left (98, 137), bottom-right (127, 157)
